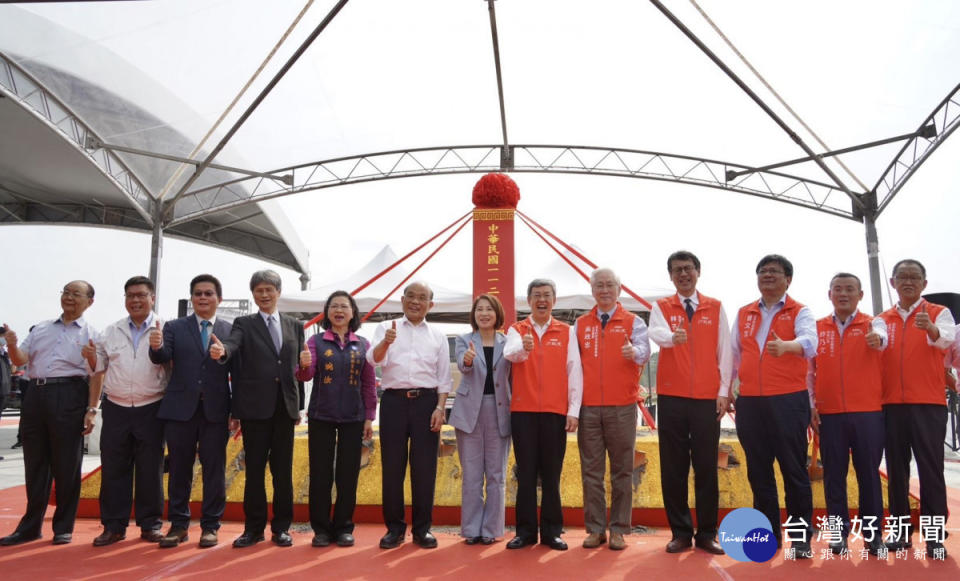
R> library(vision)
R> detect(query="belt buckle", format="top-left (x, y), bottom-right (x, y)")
top-left (405, 389), bottom-right (420, 399)
top-left (35, 378), bottom-right (47, 386)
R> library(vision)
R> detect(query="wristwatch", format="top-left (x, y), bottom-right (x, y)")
top-left (86, 407), bottom-right (98, 414)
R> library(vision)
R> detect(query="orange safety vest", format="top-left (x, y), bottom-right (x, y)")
top-left (576, 304), bottom-right (641, 406)
top-left (655, 293), bottom-right (723, 400)
top-left (510, 317), bottom-right (571, 415)
top-left (736, 295), bottom-right (807, 396)
top-left (812, 312), bottom-right (883, 414)
top-left (879, 300), bottom-right (949, 406)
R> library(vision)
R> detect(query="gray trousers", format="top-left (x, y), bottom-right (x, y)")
top-left (455, 395), bottom-right (510, 538)
top-left (578, 404), bottom-right (637, 534)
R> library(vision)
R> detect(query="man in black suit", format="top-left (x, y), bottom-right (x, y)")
top-left (149, 274), bottom-right (234, 548)
top-left (209, 270), bottom-right (310, 548)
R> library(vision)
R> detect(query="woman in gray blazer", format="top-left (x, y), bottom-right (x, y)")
top-left (450, 294), bottom-right (512, 545)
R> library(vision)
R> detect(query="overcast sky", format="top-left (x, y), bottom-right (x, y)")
top-left (1, 0), bottom-right (958, 341)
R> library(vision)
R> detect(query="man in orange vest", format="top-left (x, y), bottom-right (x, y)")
top-left (879, 259), bottom-right (955, 558)
top-left (807, 273), bottom-right (886, 556)
top-left (730, 254), bottom-right (817, 558)
top-left (504, 278), bottom-right (583, 551)
top-left (649, 251), bottom-right (730, 555)
top-left (575, 268), bottom-right (650, 551)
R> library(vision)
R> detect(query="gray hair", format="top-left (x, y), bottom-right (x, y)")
top-left (589, 267), bottom-right (620, 286)
top-left (527, 278), bottom-right (557, 298)
top-left (249, 269), bottom-right (282, 292)
top-left (403, 281), bottom-right (434, 300)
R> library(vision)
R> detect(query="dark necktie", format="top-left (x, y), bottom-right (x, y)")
top-left (200, 320), bottom-right (211, 350)
top-left (684, 298), bottom-right (695, 322)
top-left (601, 313), bottom-right (609, 329)
top-left (267, 315), bottom-right (282, 353)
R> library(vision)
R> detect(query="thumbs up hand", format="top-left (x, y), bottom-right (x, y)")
top-left (765, 331), bottom-right (789, 357)
top-left (81, 338), bottom-right (97, 362)
top-left (383, 319), bottom-right (398, 346)
top-left (914, 310), bottom-right (933, 331)
top-left (299, 344), bottom-right (312, 369)
top-left (865, 330), bottom-right (882, 349)
top-left (1, 323), bottom-right (16, 347)
top-left (463, 340), bottom-right (477, 367)
top-left (621, 335), bottom-right (635, 360)
top-left (672, 320), bottom-right (688, 345)
top-left (522, 332), bottom-right (535, 352)
top-left (209, 333), bottom-right (225, 360)
top-left (148, 320), bottom-right (163, 349)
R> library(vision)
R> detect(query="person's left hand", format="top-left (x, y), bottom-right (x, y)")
top-left (363, 419), bottom-right (374, 441)
top-left (765, 332), bottom-right (789, 357)
top-left (430, 407), bottom-right (444, 432)
top-left (565, 415), bottom-right (579, 432)
top-left (620, 337), bottom-right (634, 360)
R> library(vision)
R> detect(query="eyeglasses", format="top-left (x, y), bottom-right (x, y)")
top-left (125, 292), bottom-right (152, 300)
top-left (757, 268), bottom-right (785, 276)
top-left (894, 275), bottom-right (923, 282)
top-left (403, 293), bottom-right (430, 302)
top-left (530, 293), bottom-right (554, 301)
top-left (591, 282), bottom-right (618, 290)
top-left (328, 303), bottom-right (352, 311)
top-left (192, 290), bottom-right (217, 297)
top-left (61, 290), bottom-right (89, 299)
top-left (670, 265), bottom-right (697, 275)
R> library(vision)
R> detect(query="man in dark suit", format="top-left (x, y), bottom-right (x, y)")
top-left (209, 270), bottom-right (309, 548)
top-left (149, 274), bottom-right (233, 548)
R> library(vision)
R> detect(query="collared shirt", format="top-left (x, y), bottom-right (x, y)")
top-left (805, 310), bottom-right (888, 405)
top-left (196, 314), bottom-right (218, 335)
top-left (19, 316), bottom-right (98, 379)
top-left (573, 307), bottom-right (651, 366)
top-left (728, 294), bottom-right (818, 389)
top-left (128, 312), bottom-right (155, 352)
top-left (894, 300), bottom-right (955, 349)
top-left (649, 291), bottom-right (734, 396)
top-left (366, 317), bottom-right (453, 393)
top-left (97, 314), bottom-right (169, 407)
top-left (503, 317), bottom-right (584, 417)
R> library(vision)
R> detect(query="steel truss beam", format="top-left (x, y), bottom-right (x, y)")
top-left (874, 81), bottom-right (960, 214)
top-left (0, 50), bottom-right (156, 223)
top-left (169, 144), bottom-right (861, 227)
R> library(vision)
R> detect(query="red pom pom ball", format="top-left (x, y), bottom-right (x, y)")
top-left (472, 173), bottom-right (520, 208)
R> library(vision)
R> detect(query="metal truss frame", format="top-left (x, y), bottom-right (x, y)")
top-left (170, 144), bottom-right (860, 227)
top-left (0, 50), bottom-right (156, 223)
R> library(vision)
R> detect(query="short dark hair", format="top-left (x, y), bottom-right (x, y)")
top-left (124, 276), bottom-right (155, 293)
top-left (829, 272), bottom-right (862, 289)
top-left (891, 259), bottom-right (926, 279)
top-left (527, 278), bottom-right (557, 298)
top-left (321, 290), bottom-right (361, 333)
top-left (756, 254), bottom-right (793, 278)
top-left (469, 294), bottom-right (506, 331)
top-left (250, 269), bottom-right (282, 292)
top-left (667, 250), bottom-right (701, 273)
top-left (190, 274), bottom-right (223, 299)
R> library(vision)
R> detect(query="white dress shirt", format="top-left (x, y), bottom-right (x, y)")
top-left (366, 317), bottom-right (453, 393)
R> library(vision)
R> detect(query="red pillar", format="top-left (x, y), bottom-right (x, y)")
top-left (471, 174), bottom-right (520, 327)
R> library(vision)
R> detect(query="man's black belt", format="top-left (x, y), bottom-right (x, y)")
top-left (384, 388), bottom-right (436, 399)
top-left (31, 376), bottom-right (87, 386)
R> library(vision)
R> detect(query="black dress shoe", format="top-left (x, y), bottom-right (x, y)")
top-left (232, 531), bottom-right (265, 548)
top-left (666, 537), bottom-right (693, 553)
top-left (828, 538), bottom-right (848, 555)
top-left (52, 533), bottom-right (72, 545)
top-left (92, 530), bottom-right (126, 547)
top-left (885, 538), bottom-right (912, 551)
top-left (541, 536), bottom-right (568, 551)
top-left (141, 529), bottom-right (166, 543)
top-left (335, 533), bottom-right (354, 547)
top-left (312, 532), bottom-right (331, 547)
top-left (379, 531), bottom-right (404, 549)
top-left (413, 531), bottom-right (438, 548)
top-left (506, 536), bottom-right (536, 549)
top-left (272, 531), bottom-right (293, 547)
top-left (0, 531), bottom-right (41, 546)
top-left (480, 537), bottom-right (496, 545)
top-left (158, 527), bottom-right (189, 548)
top-left (926, 540), bottom-right (947, 559)
top-left (792, 540), bottom-right (813, 559)
top-left (865, 537), bottom-right (883, 556)
top-left (464, 536), bottom-right (481, 545)
top-left (695, 537), bottom-right (725, 555)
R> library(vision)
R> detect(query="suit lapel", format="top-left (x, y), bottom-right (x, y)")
top-left (493, 331), bottom-right (505, 368)
top-left (252, 313), bottom-right (278, 355)
top-left (186, 314), bottom-right (204, 354)
top-left (471, 331), bottom-right (486, 374)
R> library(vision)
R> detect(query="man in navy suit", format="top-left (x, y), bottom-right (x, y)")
top-left (149, 274), bottom-right (233, 548)
top-left (209, 270), bottom-right (309, 548)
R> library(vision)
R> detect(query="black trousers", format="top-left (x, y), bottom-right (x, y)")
top-left (308, 419), bottom-right (364, 536)
top-left (511, 411), bottom-right (567, 541)
top-left (240, 394), bottom-right (295, 534)
top-left (17, 379), bottom-right (88, 536)
top-left (165, 406), bottom-right (229, 530)
top-left (735, 391), bottom-right (813, 542)
top-left (379, 389), bottom-right (439, 537)
top-left (883, 403), bottom-right (947, 540)
top-left (819, 411), bottom-right (884, 540)
top-left (657, 394), bottom-right (720, 541)
top-left (99, 399), bottom-right (165, 533)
